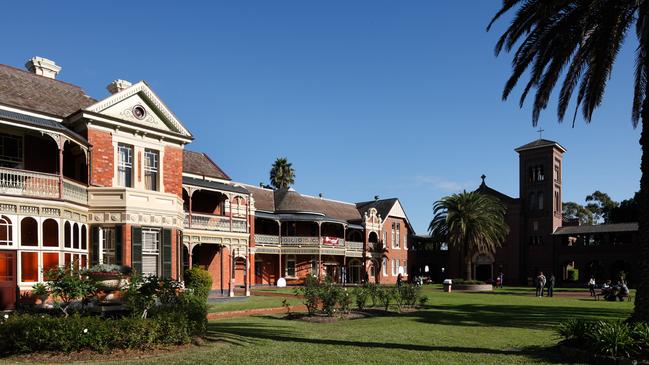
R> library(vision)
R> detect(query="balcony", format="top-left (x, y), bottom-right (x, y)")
top-left (0, 167), bottom-right (88, 205)
top-left (253, 235), bottom-right (348, 248)
top-left (184, 212), bottom-right (247, 233)
top-left (346, 241), bottom-right (363, 250)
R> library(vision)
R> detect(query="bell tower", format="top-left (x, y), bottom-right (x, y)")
top-left (515, 138), bottom-right (566, 282)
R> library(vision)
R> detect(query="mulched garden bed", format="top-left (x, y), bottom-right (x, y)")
top-left (286, 308), bottom-right (419, 323)
top-left (559, 344), bottom-right (649, 365)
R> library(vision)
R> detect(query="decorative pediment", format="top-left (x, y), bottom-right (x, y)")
top-left (85, 81), bottom-right (192, 137)
top-left (387, 201), bottom-right (407, 219)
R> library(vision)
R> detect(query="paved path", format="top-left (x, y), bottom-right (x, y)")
top-left (207, 304), bottom-right (307, 320)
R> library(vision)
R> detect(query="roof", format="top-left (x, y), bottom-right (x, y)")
top-left (0, 64), bottom-right (95, 117)
top-left (514, 139), bottom-right (567, 153)
top-left (476, 182), bottom-right (518, 202)
top-left (183, 150), bottom-right (230, 180)
top-left (553, 223), bottom-right (638, 235)
top-left (0, 108), bottom-right (87, 144)
top-left (356, 198), bottom-right (398, 220)
top-left (244, 185), bottom-right (276, 212)
top-left (182, 176), bottom-right (248, 195)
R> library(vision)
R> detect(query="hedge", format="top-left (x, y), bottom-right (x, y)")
top-left (183, 267), bottom-right (213, 301)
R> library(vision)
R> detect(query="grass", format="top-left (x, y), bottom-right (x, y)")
top-left (4, 286), bottom-right (634, 364)
top-left (208, 295), bottom-right (302, 313)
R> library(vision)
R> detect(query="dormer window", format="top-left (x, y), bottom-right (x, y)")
top-left (144, 149), bottom-right (159, 191)
top-left (117, 144), bottom-right (133, 188)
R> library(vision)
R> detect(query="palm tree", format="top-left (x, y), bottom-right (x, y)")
top-left (429, 191), bottom-right (509, 280)
top-left (269, 157), bottom-right (295, 190)
top-left (488, 0), bottom-right (649, 321)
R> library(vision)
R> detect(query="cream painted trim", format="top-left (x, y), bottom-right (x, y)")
top-left (0, 104), bottom-right (61, 122)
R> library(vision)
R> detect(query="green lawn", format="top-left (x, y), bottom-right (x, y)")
top-left (97, 286), bottom-right (633, 365)
top-left (208, 295), bottom-right (302, 313)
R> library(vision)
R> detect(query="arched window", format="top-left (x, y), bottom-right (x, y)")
top-left (43, 219), bottom-right (59, 247)
top-left (20, 217), bottom-right (37, 246)
top-left (538, 192), bottom-right (544, 210)
top-left (64, 221), bottom-right (71, 248)
top-left (73, 223), bottom-right (79, 249)
top-left (81, 225), bottom-right (87, 250)
top-left (0, 216), bottom-right (12, 246)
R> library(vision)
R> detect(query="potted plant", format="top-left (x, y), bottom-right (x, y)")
top-left (85, 264), bottom-right (132, 291)
top-left (32, 282), bottom-right (49, 304)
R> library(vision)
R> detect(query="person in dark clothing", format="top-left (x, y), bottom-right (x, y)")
top-left (547, 274), bottom-right (555, 297)
top-left (396, 273), bottom-right (403, 288)
top-left (535, 272), bottom-right (546, 297)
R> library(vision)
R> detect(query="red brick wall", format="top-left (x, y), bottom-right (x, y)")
top-left (88, 128), bottom-right (114, 187)
top-left (163, 146), bottom-right (183, 198)
top-left (381, 217), bottom-right (410, 285)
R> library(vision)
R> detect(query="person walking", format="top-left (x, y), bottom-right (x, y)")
top-left (547, 273), bottom-right (555, 297)
top-left (588, 276), bottom-right (597, 297)
top-left (396, 273), bottom-right (403, 288)
top-left (498, 272), bottom-right (504, 289)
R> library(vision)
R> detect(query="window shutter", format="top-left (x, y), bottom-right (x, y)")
top-left (131, 226), bottom-right (142, 274)
top-left (162, 229), bottom-right (172, 279)
top-left (91, 226), bottom-right (99, 266)
top-left (115, 225), bottom-right (123, 265)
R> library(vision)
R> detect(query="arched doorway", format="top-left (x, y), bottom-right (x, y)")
top-left (368, 231), bottom-right (379, 251)
top-left (348, 259), bottom-right (362, 284)
top-left (367, 259), bottom-right (380, 283)
top-left (473, 253), bottom-right (494, 282)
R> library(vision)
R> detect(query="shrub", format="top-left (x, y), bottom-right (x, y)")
top-left (557, 318), bottom-right (598, 347)
top-left (183, 267), bottom-right (212, 301)
top-left (45, 267), bottom-right (97, 317)
top-left (365, 283), bottom-right (380, 307)
top-left (377, 287), bottom-right (394, 311)
top-left (295, 274), bottom-right (319, 315)
top-left (632, 321), bottom-right (649, 349)
top-left (590, 320), bottom-right (637, 358)
top-left (567, 269), bottom-right (579, 282)
top-left (318, 277), bottom-right (342, 316)
top-left (338, 288), bottom-right (352, 314)
top-left (0, 312), bottom-right (195, 355)
top-left (353, 286), bottom-right (370, 311)
top-left (399, 284), bottom-right (419, 308)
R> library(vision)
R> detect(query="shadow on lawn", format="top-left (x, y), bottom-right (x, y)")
top-left (205, 321), bottom-right (567, 362)
top-left (408, 303), bottom-right (629, 330)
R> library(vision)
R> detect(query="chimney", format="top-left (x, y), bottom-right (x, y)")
top-left (107, 79), bottom-right (132, 94)
top-left (25, 57), bottom-right (61, 79)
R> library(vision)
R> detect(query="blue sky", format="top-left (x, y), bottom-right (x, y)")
top-left (3, 1), bottom-right (641, 233)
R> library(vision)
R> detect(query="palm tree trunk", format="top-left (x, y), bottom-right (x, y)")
top-left (633, 90), bottom-right (649, 322)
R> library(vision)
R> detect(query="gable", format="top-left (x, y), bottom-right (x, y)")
top-left (387, 200), bottom-right (406, 219)
top-left (85, 81), bottom-right (192, 138)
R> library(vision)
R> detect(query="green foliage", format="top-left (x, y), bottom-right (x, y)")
top-left (338, 288), bottom-right (352, 314)
top-left (429, 191), bottom-right (509, 279)
top-left (562, 202), bottom-right (594, 225)
top-left (183, 267), bottom-right (213, 301)
top-left (377, 287), bottom-right (395, 311)
top-left (123, 274), bottom-right (160, 319)
top-left (86, 264), bottom-right (133, 275)
top-left (295, 274), bottom-right (319, 315)
top-left (0, 312), bottom-right (195, 355)
top-left (418, 295), bottom-right (429, 307)
top-left (269, 157), bottom-right (295, 190)
top-left (31, 282), bottom-right (48, 297)
top-left (45, 267), bottom-right (97, 317)
top-left (399, 284), bottom-right (420, 308)
top-left (353, 286), bottom-right (370, 311)
top-left (567, 269), bottom-right (579, 282)
top-left (365, 283), bottom-right (380, 307)
top-left (318, 277), bottom-right (342, 316)
top-left (557, 319), bottom-right (648, 359)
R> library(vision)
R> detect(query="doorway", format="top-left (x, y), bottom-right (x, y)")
top-left (0, 251), bottom-right (16, 310)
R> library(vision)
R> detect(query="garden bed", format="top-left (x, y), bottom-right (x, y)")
top-left (453, 284), bottom-right (493, 291)
top-left (559, 344), bottom-right (649, 365)
top-left (286, 308), bottom-right (419, 323)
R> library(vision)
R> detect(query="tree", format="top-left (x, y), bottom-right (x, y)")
top-left (269, 157), bottom-right (295, 190)
top-left (585, 191), bottom-right (619, 223)
top-left (610, 192), bottom-right (640, 223)
top-left (562, 201), bottom-right (594, 225)
top-left (489, 0), bottom-right (649, 322)
top-left (429, 191), bottom-right (509, 280)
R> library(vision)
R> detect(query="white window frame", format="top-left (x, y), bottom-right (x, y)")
top-left (382, 257), bottom-right (387, 276)
top-left (144, 148), bottom-right (159, 191)
top-left (285, 255), bottom-right (296, 278)
top-left (101, 227), bottom-right (117, 265)
top-left (142, 228), bottom-right (160, 276)
top-left (117, 144), bottom-right (134, 188)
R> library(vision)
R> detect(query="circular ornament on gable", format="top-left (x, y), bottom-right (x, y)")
top-left (132, 105), bottom-right (147, 120)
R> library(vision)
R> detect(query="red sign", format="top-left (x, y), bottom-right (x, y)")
top-left (322, 236), bottom-right (339, 246)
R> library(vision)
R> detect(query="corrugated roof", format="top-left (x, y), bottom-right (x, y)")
top-left (0, 64), bottom-right (95, 117)
top-left (553, 223), bottom-right (638, 235)
top-left (182, 176), bottom-right (248, 194)
top-left (183, 150), bottom-right (230, 180)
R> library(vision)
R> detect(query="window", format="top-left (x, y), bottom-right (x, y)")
top-left (117, 144), bottom-right (133, 187)
top-left (286, 256), bottom-right (296, 277)
top-left (141, 228), bottom-right (160, 276)
top-left (554, 191), bottom-right (560, 213)
top-left (533, 221), bottom-right (539, 232)
top-left (81, 225), bottom-right (87, 250)
top-left (73, 223), bottom-right (79, 249)
top-left (554, 164), bottom-right (561, 182)
top-left (382, 231), bottom-right (387, 248)
top-left (64, 222), bottom-right (71, 248)
top-left (102, 227), bottom-right (116, 264)
top-left (528, 165), bottom-right (545, 182)
top-left (396, 223), bottom-right (401, 249)
top-left (21, 252), bottom-right (38, 282)
top-left (402, 260), bottom-right (407, 276)
top-left (0, 133), bottom-right (23, 168)
top-left (144, 149), bottom-right (159, 191)
top-left (538, 192), bottom-right (544, 210)
top-left (382, 257), bottom-right (387, 276)
top-left (43, 252), bottom-right (59, 279)
top-left (528, 193), bottom-right (535, 211)
top-left (43, 219), bottom-right (58, 247)
top-left (0, 216), bottom-right (12, 246)
top-left (391, 259), bottom-right (397, 276)
top-left (20, 217), bottom-right (37, 247)
top-left (529, 236), bottom-right (544, 246)
top-left (310, 258), bottom-right (317, 276)
top-left (391, 223), bottom-right (397, 249)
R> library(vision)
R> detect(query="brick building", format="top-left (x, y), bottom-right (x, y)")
top-left (412, 139), bottom-right (640, 286)
top-left (0, 57), bottom-right (416, 309)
